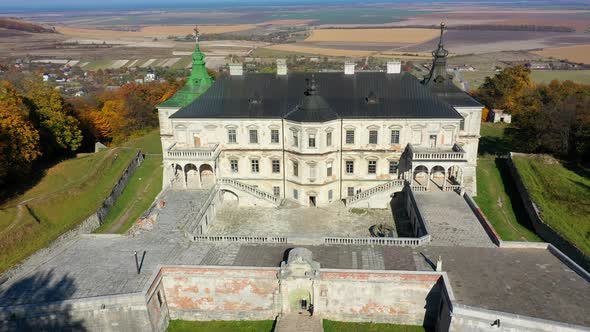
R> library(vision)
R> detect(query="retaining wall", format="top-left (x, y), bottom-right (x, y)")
top-left (1, 150), bottom-right (145, 282)
top-left (507, 152), bottom-right (590, 272)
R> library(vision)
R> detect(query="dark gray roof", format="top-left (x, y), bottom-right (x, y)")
top-left (427, 79), bottom-right (482, 108)
top-left (170, 72), bottom-right (469, 121)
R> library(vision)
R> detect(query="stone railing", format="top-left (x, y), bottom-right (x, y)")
top-left (410, 185), bottom-right (427, 192)
top-left (183, 185), bottom-right (219, 234)
top-left (166, 143), bottom-right (220, 160)
top-left (324, 235), bottom-right (430, 246)
top-left (408, 143), bottom-right (466, 161)
top-left (192, 235), bottom-right (288, 244)
top-left (218, 178), bottom-right (280, 205)
top-left (345, 179), bottom-right (406, 206)
top-left (443, 184), bottom-right (462, 193)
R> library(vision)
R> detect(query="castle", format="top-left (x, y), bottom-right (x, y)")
top-left (157, 25), bottom-right (483, 207)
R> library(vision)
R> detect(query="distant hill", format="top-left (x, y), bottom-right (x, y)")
top-left (0, 18), bottom-right (56, 33)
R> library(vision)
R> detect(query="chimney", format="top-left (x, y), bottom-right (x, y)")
top-left (344, 61), bottom-right (355, 75)
top-left (229, 63), bottom-right (243, 76)
top-left (387, 60), bottom-right (401, 74)
top-left (276, 59), bottom-right (287, 75)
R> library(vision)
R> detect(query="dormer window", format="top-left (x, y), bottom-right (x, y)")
top-left (249, 92), bottom-right (262, 104)
top-left (366, 91), bottom-right (378, 104)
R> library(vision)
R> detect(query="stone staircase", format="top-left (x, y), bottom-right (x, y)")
top-left (345, 179), bottom-right (406, 208)
top-left (218, 178), bottom-right (280, 206)
top-left (275, 314), bottom-right (323, 332)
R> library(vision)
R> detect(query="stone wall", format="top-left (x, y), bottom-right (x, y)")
top-left (450, 304), bottom-right (590, 332)
top-left (160, 266), bottom-right (280, 321)
top-left (317, 270), bottom-right (442, 327)
top-left (0, 293), bottom-right (152, 332)
top-left (507, 153), bottom-right (590, 272)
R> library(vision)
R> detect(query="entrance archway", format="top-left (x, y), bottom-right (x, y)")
top-left (413, 165), bottom-right (429, 186)
top-left (199, 164), bottom-right (215, 189)
top-left (221, 189), bottom-right (239, 206)
top-left (430, 165), bottom-right (445, 190)
top-left (289, 288), bottom-right (311, 312)
top-left (184, 163), bottom-right (199, 189)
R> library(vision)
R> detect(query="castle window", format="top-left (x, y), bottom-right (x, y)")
top-left (292, 131), bottom-right (299, 147)
top-left (251, 159), bottom-right (259, 173)
top-left (249, 129), bottom-right (258, 144)
top-left (309, 165), bottom-right (317, 179)
top-left (326, 132), bottom-right (332, 146)
top-left (346, 161), bottom-right (354, 174)
top-left (391, 130), bottom-right (400, 144)
top-left (368, 160), bottom-right (377, 174)
top-left (308, 134), bottom-right (316, 148)
top-left (389, 161), bottom-right (398, 175)
top-left (346, 130), bottom-right (355, 144)
top-left (271, 129), bottom-right (280, 143)
top-left (347, 187), bottom-right (354, 197)
top-left (326, 162), bottom-right (333, 177)
top-left (230, 159), bottom-right (239, 173)
top-left (272, 160), bottom-right (281, 173)
top-left (293, 189), bottom-right (299, 199)
top-left (328, 189), bottom-right (333, 201)
top-left (369, 130), bottom-right (378, 144)
top-left (228, 129), bottom-right (237, 143)
top-left (273, 186), bottom-right (280, 197)
top-left (293, 161), bottom-right (299, 177)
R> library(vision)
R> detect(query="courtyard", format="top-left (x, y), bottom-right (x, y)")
top-left (208, 201), bottom-right (397, 238)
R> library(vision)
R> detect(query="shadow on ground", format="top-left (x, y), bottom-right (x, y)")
top-left (0, 270), bottom-right (86, 331)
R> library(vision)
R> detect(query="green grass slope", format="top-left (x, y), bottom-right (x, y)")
top-left (166, 320), bottom-right (275, 332)
top-left (474, 123), bottom-right (541, 241)
top-left (0, 148), bottom-right (137, 273)
top-left (512, 155), bottom-right (590, 255)
top-left (323, 320), bottom-right (425, 332)
top-left (96, 130), bottom-right (163, 234)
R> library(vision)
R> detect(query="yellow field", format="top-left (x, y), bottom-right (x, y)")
top-left (57, 24), bottom-right (255, 38)
top-left (533, 44), bottom-right (590, 64)
top-left (263, 43), bottom-right (434, 58)
top-left (305, 28), bottom-right (440, 44)
top-left (263, 44), bottom-right (375, 57)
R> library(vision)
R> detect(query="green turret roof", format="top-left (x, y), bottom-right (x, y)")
top-left (158, 36), bottom-right (213, 108)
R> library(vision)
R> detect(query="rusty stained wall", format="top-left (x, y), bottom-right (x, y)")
top-left (316, 271), bottom-right (442, 327)
top-left (161, 267), bottom-right (280, 321)
top-left (145, 273), bottom-right (170, 332)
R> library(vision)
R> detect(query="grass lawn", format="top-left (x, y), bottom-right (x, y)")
top-left (166, 320), bottom-right (275, 332)
top-left (323, 320), bottom-right (425, 332)
top-left (512, 155), bottom-right (590, 256)
top-left (474, 123), bottom-right (541, 241)
top-left (530, 70), bottom-right (590, 85)
top-left (96, 130), bottom-right (163, 234)
top-left (0, 148), bottom-right (137, 274)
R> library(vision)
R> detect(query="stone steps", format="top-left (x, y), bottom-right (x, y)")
top-left (275, 314), bottom-right (323, 332)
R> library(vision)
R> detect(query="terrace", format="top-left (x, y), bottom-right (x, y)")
top-left (166, 142), bottom-right (221, 160)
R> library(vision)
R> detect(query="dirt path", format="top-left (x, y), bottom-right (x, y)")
top-left (0, 149), bottom-right (119, 237)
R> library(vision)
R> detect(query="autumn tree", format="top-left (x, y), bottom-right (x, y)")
top-left (472, 65), bottom-right (535, 114)
top-left (24, 80), bottom-right (82, 156)
top-left (0, 82), bottom-right (40, 185)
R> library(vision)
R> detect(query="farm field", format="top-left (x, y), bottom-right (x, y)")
top-left (306, 28), bottom-right (439, 44)
top-left (166, 320), bottom-right (275, 332)
top-left (533, 44), bottom-right (590, 64)
top-left (460, 70), bottom-right (590, 89)
top-left (95, 131), bottom-right (163, 234)
top-left (57, 25), bottom-right (256, 39)
top-left (262, 44), bottom-right (375, 57)
top-left (474, 123), bottom-right (541, 242)
top-left (512, 154), bottom-right (590, 256)
top-left (0, 148), bottom-right (138, 274)
top-left (323, 320), bottom-right (425, 332)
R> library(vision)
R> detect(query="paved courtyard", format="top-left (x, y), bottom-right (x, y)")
top-left (0, 189), bottom-right (588, 328)
top-left (209, 201), bottom-right (395, 237)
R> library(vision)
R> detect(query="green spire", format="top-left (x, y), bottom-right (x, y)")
top-left (158, 26), bottom-right (213, 108)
